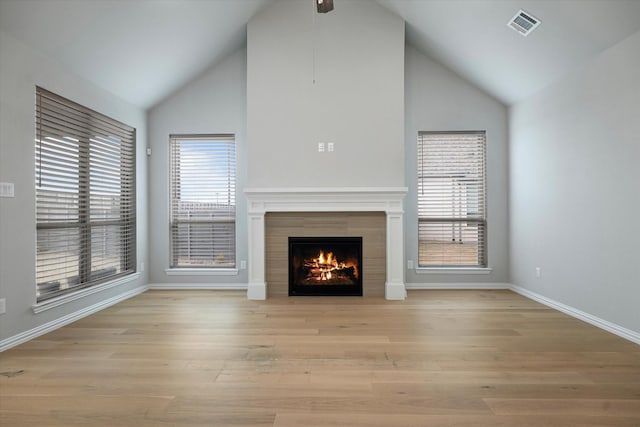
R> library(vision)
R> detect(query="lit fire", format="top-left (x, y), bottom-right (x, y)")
top-left (305, 250), bottom-right (359, 282)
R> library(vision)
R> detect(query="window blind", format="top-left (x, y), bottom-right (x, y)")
top-left (35, 87), bottom-right (136, 302)
top-left (417, 131), bottom-right (486, 267)
top-left (170, 135), bottom-right (236, 268)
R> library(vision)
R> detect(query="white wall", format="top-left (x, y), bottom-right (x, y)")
top-left (0, 30), bottom-right (148, 344)
top-left (247, 0), bottom-right (405, 188)
top-left (147, 48), bottom-right (248, 285)
top-left (404, 45), bottom-right (509, 285)
top-left (510, 31), bottom-right (640, 334)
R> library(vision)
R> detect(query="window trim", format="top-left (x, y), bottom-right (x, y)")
top-left (164, 268), bottom-right (238, 276)
top-left (32, 272), bottom-right (141, 314)
top-left (35, 87), bottom-right (137, 303)
top-left (168, 134), bottom-right (237, 270)
top-left (414, 267), bottom-right (493, 275)
top-left (417, 130), bottom-right (487, 268)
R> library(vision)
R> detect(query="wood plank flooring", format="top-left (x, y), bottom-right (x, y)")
top-left (1, 290), bottom-right (639, 426)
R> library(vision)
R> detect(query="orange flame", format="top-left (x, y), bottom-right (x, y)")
top-left (310, 250), bottom-right (358, 281)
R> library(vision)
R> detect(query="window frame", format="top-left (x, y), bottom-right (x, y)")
top-left (168, 134), bottom-right (237, 270)
top-left (35, 87), bottom-right (137, 303)
top-left (417, 130), bottom-right (488, 269)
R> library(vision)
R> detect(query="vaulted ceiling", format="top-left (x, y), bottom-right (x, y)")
top-left (2, 0), bottom-right (639, 109)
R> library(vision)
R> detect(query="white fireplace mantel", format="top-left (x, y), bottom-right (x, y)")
top-left (245, 187), bottom-right (408, 300)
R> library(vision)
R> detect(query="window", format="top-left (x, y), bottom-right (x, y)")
top-left (35, 87), bottom-right (136, 302)
top-left (417, 131), bottom-right (486, 267)
top-left (170, 134), bottom-right (236, 268)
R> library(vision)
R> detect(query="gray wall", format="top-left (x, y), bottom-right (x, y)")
top-left (145, 17), bottom-right (510, 289)
top-left (247, 0), bottom-right (405, 188)
top-left (0, 30), bottom-right (148, 343)
top-left (404, 45), bottom-right (509, 284)
top-left (147, 49), bottom-right (248, 285)
top-left (509, 31), bottom-right (640, 334)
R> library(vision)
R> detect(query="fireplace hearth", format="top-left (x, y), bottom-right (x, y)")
top-left (289, 237), bottom-right (363, 296)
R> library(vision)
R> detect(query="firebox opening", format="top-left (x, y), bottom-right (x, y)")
top-left (289, 237), bottom-right (363, 296)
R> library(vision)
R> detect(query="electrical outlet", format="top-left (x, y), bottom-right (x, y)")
top-left (535, 267), bottom-right (541, 278)
top-left (0, 298), bottom-right (6, 315)
top-left (407, 260), bottom-right (414, 269)
top-left (140, 262), bottom-right (145, 272)
top-left (327, 142), bottom-right (334, 152)
top-left (318, 142), bottom-right (325, 152)
top-left (240, 260), bottom-right (247, 270)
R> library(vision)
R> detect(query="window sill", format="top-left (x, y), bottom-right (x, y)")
top-left (32, 272), bottom-right (141, 314)
top-left (165, 268), bottom-right (239, 276)
top-left (415, 267), bottom-right (493, 275)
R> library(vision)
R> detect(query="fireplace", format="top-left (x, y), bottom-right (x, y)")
top-left (245, 187), bottom-right (407, 300)
top-left (289, 237), bottom-right (363, 296)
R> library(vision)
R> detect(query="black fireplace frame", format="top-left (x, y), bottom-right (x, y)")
top-left (288, 236), bottom-right (363, 296)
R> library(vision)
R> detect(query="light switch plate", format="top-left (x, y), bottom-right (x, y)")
top-left (0, 182), bottom-right (14, 197)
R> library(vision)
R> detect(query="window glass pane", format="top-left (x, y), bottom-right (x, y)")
top-left (35, 87), bottom-right (136, 302)
top-left (417, 131), bottom-right (486, 267)
top-left (90, 224), bottom-right (125, 278)
top-left (418, 221), bottom-right (485, 266)
top-left (36, 227), bottom-right (81, 299)
top-left (89, 135), bottom-right (122, 221)
top-left (170, 135), bottom-right (236, 268)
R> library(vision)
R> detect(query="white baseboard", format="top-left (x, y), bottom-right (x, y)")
top-left (510, 285), bottom-right (640, 346)
top-left (385, 281), bottom-right (407, 300)
top-left (0, 285), bottom-right (147, 352)
top-left (406, 282), bottom-right (510, 290)
top-left (247, 282), bottom-right (266, 300)
top-left (148, 282), bottom-right (247, 291)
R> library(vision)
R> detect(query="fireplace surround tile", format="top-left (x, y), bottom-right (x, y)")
top-left (267, 213), bottom-right (383, 296)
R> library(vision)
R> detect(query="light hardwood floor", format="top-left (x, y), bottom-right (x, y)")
top-left (1, 290), bottom-right (639, 426)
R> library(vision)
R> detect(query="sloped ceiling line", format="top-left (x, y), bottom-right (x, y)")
top-left (2, 0), bottom-right (639, 108)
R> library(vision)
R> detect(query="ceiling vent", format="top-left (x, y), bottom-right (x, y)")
top-left (508, 9), bottom-right (541, 36)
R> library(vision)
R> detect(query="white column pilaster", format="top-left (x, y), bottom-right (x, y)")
top-left (385, 211), bottom-right (406, 300)
top-left (247, 212), bottom-right (266, 300)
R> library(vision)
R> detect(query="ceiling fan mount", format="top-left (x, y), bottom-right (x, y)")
top-left (316, 0), bottom-right (334, 14)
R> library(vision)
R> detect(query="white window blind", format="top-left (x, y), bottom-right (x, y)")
top-left (418, 131), bottom-right (486, 267)
top-left (35, 87), bottom-right (136, 302)
top-left (170, 135), bottom-right (236, 268)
